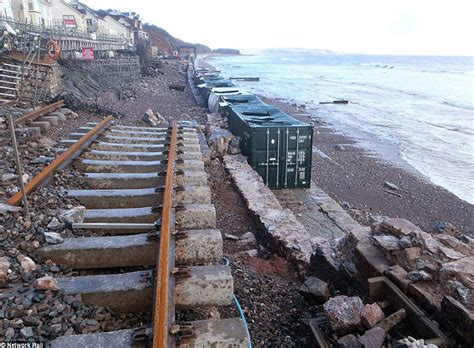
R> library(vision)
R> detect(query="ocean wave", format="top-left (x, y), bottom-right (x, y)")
top-left (419, 69), bottom-right (468, 75)
top-left (346, 81), bottom-right (474, 110)
top-left (360, 62), bottom-right (395, 69)
top-left (442, 100), bottom-right (474, 111)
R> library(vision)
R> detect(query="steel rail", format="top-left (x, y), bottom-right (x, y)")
top-left (153, 121), bottom-right (177, 348)
top-left (14, 100), bottom-right (65, 124)
top-left (7, 115), bottom-right (113, 206)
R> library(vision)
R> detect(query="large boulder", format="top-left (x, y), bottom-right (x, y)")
top-left (323, 296), bottom-right (364, 334)
top-left (207, 127), bottom-right (233, 159)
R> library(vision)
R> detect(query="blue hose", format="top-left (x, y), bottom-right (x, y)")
top-left (223, 257), bottom-right (253, 348)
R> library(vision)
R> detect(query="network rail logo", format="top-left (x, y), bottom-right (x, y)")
top-left (0, 343), bottom-right (44, 348)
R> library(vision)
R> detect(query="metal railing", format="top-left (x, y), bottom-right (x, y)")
top-left (1, 14), bottom-right (129, 44)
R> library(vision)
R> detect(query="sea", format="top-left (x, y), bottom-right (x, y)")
top-left (204, 50), bottom-right (474, 204)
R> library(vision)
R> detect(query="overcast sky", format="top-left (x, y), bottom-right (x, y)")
top-left (80, 0), bottom-right (474, 56)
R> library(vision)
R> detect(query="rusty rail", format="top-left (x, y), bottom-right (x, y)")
top-left (14, 100), bottom-right (65, 125)
top-left (153, 121), bottom-right (177, 347)
top-left (7, 116), bottom-right (113, 206)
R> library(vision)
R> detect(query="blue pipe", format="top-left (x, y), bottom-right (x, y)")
top-left (223, 257), bottom-right (253, 348)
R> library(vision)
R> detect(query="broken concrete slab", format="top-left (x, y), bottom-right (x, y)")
top-left (380, 218), bottom-right (423, 238)
top-left (224, 155), bottom-right (319, 271)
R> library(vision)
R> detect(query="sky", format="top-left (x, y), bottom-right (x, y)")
top-left (80, 0), bottom-right (474, 56)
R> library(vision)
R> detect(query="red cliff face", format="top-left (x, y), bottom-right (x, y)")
top-left (144, 24), bottom-right (211, 55)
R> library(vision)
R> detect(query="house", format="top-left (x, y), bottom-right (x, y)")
top-left (0, 0), bottom-right (14, 18)
top-left (68, 0), bottom-right (107, 34)
top-left (103, 10), bottom-right (149, 46)
top-left (107, 14), bottom-right (134, 45)
top-left (50, 0), bottom-right (86, 31)
top-left (11, 0), bottom-right (52, 26)
top-left (93, 10), bottom-right (128, 41)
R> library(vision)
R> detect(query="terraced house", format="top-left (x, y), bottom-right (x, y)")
top-left (11, 0), bottom-right (52, 25)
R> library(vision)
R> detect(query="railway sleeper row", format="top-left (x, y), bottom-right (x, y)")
top-left (36, 123), bottom-right (248, 347)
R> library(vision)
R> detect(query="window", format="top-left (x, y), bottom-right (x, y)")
top-left (28, 0), bottom-right (40, 12)
top-left (86, 19), bottom-right (93, 26)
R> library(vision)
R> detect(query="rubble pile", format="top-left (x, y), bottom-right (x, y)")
top-left (322, 294), bottom-right (426, 347)
top-left (142, 108), bottom-right (167, 127)
top-left (372, 218), bottom-right (473, 342)
top-left (205, 113), bottom-right (240, 159)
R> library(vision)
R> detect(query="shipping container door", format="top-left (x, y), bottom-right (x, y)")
top-left (280, 127), bottom-right (312, 188)
top-left (295, 129), bottom-right (312, 188)
top-left (251, 128), bottom-right (281, 188)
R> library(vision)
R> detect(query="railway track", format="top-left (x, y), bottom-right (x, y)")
top-left (12, 117), bottom-right (249, 347)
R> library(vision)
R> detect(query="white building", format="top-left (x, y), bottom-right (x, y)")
top-left (50, 0), bottom-right (86, 31)
top-left (0, 0), bottom-right (14, 18)
top-left (11, 0), bottom-right (52, 25)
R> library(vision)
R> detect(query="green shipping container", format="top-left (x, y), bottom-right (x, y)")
top-left (228, 104), bottom-right (313, 189)
top-left (219, 94), bottom-right (264, 116)
top-left (197, 79), bottom-right (236, 100)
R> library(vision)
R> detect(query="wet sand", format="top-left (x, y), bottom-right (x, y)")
top-left (260, 96), bottom-right (473, 237)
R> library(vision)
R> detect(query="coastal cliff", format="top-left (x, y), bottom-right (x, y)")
top-left (212, 48), bottom-right (241, 55)
top-left (144, 24), bottom-right (212, 55)
top-left (144, 24), bottom-right (241, 56)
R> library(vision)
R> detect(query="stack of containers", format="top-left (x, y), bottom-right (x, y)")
top-left (194, 67), bottom-right (313, 189)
